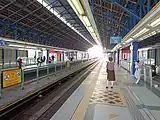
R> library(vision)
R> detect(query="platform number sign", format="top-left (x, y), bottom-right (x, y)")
top-left (110, 37), bottom-right (122, 44)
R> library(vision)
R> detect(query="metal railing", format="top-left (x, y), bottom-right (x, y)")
top-left (0, 58), bottom-right (36, 69)
top-left (0, 58), bottom-right (96, 98)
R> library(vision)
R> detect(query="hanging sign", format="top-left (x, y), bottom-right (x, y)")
top-left (0, 40), bottom-right (8, 46)
top-left (110, 37), bottom-right (122, 44)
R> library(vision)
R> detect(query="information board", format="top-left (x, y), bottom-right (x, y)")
top-left (110, 37), bottom-right (122, 44)
top-left (3, 69), bottom-right (21, 88)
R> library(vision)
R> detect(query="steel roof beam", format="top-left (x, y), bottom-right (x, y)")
top-left (12, 0), bottom-right (57, 24)
top-left (0, 0), bottom-right (16, 11)
top-left (94, 2), bottom-right (128, 16)
top-left (2, 1), bottom-right (35, 21)
top-left (0, 17), bottom-right (79, 47)
top-left (7, 2), bottom-right (78, 42)
top-left (110, 0), bottom-right (141, 20)
top-left (95, 12), bottom-right (129, 31)
top-left (117, 0), bottom-right (129, 35)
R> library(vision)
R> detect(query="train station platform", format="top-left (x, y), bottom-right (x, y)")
top-left (0, 59), bottom-right (96, 112)
top-left (51, 59), bottom-right (160, 120)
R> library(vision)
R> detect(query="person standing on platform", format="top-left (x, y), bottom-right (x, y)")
top-left (17, 57), bottom-right (22, 69)
top-left (106, 57), bottom-right (115, 89)
top-left (135, 60), bottom-right (143, 84)
top-left (52, 55), bottom-right (55, 62)
top-left (48, 57), bottom-right (52, 63)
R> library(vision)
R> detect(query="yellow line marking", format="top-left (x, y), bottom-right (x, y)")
top-left (82, 81), bottom-right (92, 84)
top-left (71, 63), bottom-right (102, 120)
top-left (109, 114), bottom-right (120, 120)
top-left (71, 78), bottom-right (96, 120)
top-left (120, 89), bottom-right (127, 107)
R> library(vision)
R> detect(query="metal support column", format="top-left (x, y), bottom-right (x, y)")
top-left (147, 0), bottom-right (151, 12)
top-left (47, 49), bottom-right (49, 63)
top-left (117, 49), bottom-right (120, 65)
top-left (91, 0), bottom-right (94, 15)
top-left (140, 0), bottom-right (143, 18)
top-left (131, 41), bottom-right (138, 75)
top-left (62, 52), bottom-right (65, 61)
top-left (155, 49), bottom-right (157, 66)
top-left (2, 49), bottom-right (4, 67)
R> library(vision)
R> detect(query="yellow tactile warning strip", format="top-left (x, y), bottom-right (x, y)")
top-left (71, 62), bottom-right (103, 120)
top-left (109, 114), bottom-right (120, 119)
top-left (89, 87), bottom-right (126, 107)
top-left (82, 80), bottom-right (92, 84)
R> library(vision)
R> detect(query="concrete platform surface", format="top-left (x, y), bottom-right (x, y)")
top-left (50, 59), bottom-right (160, 120)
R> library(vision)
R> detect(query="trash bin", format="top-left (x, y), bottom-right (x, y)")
top-left (66, 61), bottom-right (70, 68)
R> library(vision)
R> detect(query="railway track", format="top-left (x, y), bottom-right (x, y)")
top-left (0, 60), bottom-right (99, 120)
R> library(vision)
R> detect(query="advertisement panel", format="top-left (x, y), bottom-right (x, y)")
top-left (110, 37), bottom-right (122, 44)
top-left (3, 69), bottom-right (21, 88)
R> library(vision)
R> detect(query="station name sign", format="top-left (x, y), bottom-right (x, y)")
top-left (110, 37), bottom-right (122, 44)
top-left (0, 40), bottom-right (8, 46)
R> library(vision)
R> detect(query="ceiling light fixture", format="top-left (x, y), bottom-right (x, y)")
top-left (126, 38), bottom-right (133, 43)
top-left (149, 17), bottom-right (160, 27)
top-left (133, 28), bottom-right (150, 38)
top-left (88, 26), bottom-right (94, 33)
top-left (82, 16), bottom-right (91, 27)
top-left (67, 0), bottom-right (84, 15)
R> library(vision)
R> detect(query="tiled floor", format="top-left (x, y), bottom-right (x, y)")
top-left (89, 88), bottom-right (126, 107)
top-left (83, 60), bottom-right (132, 120)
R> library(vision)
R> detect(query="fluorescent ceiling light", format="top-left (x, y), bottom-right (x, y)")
top-left (157, 29), bottom-right (160, 33)
top-left (149, 31), bottom-right (156, 36)
top-left (37, 0), bottom-right (43, 4)
top-left (43, 1), bottom-right (48, 7)
top-left (82, 16), bottom-right (91, 27)
top-left (67, 0), bottom-right (84, 15)
top-left (88, 26), bottom-right (94, 33)
top-left (127, 38), bottom-right (133, 43)
top-left (149, 17), bottom-right (160, 27)
top-left (92, 32), bottom-right (96, 37)
top-left (9, 44), bottom-right (24, 47)
top-left (133, 28), bottom-right (150, 38)
top-left (46, 5), bottom-right (51, 10)
top-left (26, 46), bottom-right (37, 49)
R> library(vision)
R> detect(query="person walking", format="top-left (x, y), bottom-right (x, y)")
top-left (135, 60), bottom-right (143, 84)
top-left (106, 57), bottom-right (115, 89)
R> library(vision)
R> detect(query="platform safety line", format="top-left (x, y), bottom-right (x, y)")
top-left (71, 61), bottom-right (103, 120)
top-left (119, 89), bottom-right (127, 107)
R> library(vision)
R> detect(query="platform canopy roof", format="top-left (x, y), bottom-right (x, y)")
top-left (0, 0), bottom-right (95, 51)
top-left (0, 0), bottom-right (159, 51)
top-left (88, 0), bottom-right (159, 49)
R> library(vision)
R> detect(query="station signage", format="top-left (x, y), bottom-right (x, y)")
top-left (0, 40), bottom-right (8, 46)
top-left (110, 37), bottom-right (122, 44)
top-left (2, 69), bottom-right (21, 88)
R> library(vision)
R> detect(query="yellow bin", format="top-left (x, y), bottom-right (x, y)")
top-left (66, 62), bottom-right (70, 68)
